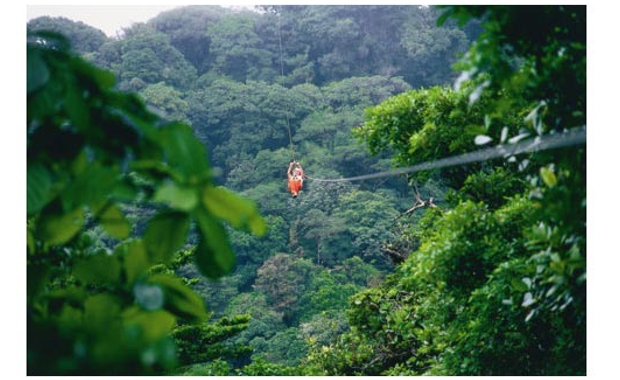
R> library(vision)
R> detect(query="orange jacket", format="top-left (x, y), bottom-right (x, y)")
top-left (287, 162), bottom-right (304, 196)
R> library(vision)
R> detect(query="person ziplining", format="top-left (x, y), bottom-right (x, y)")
top-left (287, 161), bottom-right (305, 198)
top-left (282, 127), bottom-right (585, 192)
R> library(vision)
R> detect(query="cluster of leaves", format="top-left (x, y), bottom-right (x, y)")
top-left (356, 82), bottom-right (531, 189)
top-left (305, 5), bottom-right (586, 376)
top-left (309, 191), bottom-right (584, 375)
top-left (27, 31), bottom-right (265, 374)
top-left (440, 5), bottom-right (586, 132)
top-left (435, 4), bottom-right (587, 329)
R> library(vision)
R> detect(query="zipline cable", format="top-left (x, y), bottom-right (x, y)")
top-left (276, 9), bottom-right (296, 162)
top-left (307, 127), bottom-right (586, 183)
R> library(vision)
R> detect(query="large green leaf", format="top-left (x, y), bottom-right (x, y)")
top-left (146, 274), bottom-right (207, 323)
top-left (73, 253), bottom-right (122, 285)
top-left (96, 202), bottom-right (131, 239)
top-left (143, 212), bottom-right (190, 264)
top-left (159, 123), bottom-right (210, 182)
top-left (37, 207), bottom-right (85, 245)
top-left (117, 240), bottom-right (150, 286)
top-left (60, 163), bottom-right (118, 212)
top-left (202, 185), bottom-right (266, 236)
top-left (194, 209), bottom-right (236, 279)
top-left (154, 181), bottom-right (199, 212)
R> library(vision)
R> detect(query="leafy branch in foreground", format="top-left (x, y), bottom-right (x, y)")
top-left (27, 31), bottom-right (265, 375)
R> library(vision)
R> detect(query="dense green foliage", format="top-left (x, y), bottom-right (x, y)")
top-left (27, 4), bottom-right (585, 375)
top-left (27, 30), bottom-right (264, 374)
top-left (303, 5), bottom-right (585, 375)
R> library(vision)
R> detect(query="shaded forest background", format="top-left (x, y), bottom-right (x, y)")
top-left (27, 5), bottom-right (586, 375)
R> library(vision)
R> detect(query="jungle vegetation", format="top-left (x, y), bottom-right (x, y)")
top-left (27, 5), bottom-right (585, 375)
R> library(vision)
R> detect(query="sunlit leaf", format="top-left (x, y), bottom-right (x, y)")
top-left (118, 240), bottom-right (150, 286)
top-left (540, 167), bottom-right (557, 187)
top-left (202, 185), bottom-right (267, 236)
top-left (154, 181), bottom-right (199, 211)
top-left (37, 207), bottom-right (85, 245)
top-left (97, 203), bottom-right (131, 239)
top-left (143, 212), bottom-right (190, 264)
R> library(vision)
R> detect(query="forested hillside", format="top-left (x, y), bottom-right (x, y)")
top-left (27, 5), bottom-right (585, 375)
